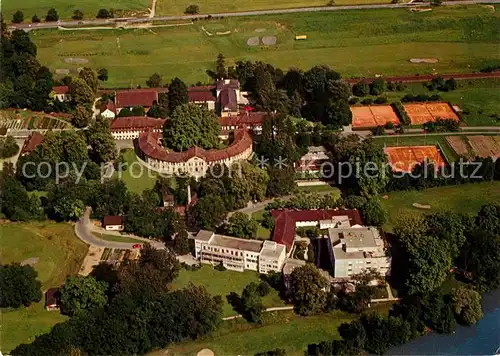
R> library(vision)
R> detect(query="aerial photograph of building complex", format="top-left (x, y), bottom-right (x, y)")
top-left (0, 0), bottom-right (499, 354)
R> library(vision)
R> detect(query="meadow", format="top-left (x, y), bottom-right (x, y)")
top-left (0, 222), bottom-right (88, 352)
top-left (170, 265), bottom-right (286, 317)
top-left (156, 0), bottom-right (391, 16)
top-left (113, 149), bottom-right (157, 193)
top-left (30, 6), bottom-right (500, 88)
top-left (381, 181), bottom-right (500, 230)
top-left (1, 0), bottom-right (150, 21)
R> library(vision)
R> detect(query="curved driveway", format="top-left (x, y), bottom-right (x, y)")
top-left (75, 207), bottom-right (166, 249)
top-left (9, 0), bottom-right (500, 31)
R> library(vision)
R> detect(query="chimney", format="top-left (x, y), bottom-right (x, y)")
top-left (187, 184), bottom-right (192, 205)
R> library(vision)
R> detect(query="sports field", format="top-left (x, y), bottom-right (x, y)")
top-left (351, 105), bottom-right (400, 129)
top-left (156, 0), bottom-right (391, 16)
top-left (403, 102), bottom-right (459, 125)
top-left (30, 6), bottom-right (500, 87)
top-left (0, 222), bottom-right (88, 353)
top-left (384, 145), bottom-right (446, 172)
top-left (1, 0), bottom-right (150, 21)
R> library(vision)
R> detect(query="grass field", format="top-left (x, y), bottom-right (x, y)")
top-left (381, 181), bottom-right (500, 230)
top-left (30, 6), bottom-right (500, 88)
top-left (159, 310), bottom-right (353, 356)
top-left (171, 265), bottom-right (286, 317)
top-left (380, 79), bottom-right (500, 126)
top-left (1, 0), bottom-right (150, 21)
top-left (156, 0), bottom-right (391, 16)
top-left (94, 232), bottom-right (143, 243)
top-left (0, 222), bottom-right (88, 352)
top-left (114, 149), bottom-right (157, 193)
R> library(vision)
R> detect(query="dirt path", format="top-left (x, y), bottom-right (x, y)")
top-left (150, 0), bottom-right (157, 18)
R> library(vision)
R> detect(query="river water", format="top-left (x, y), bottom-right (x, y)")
top-left (387, 289), bottom-right (500, 355)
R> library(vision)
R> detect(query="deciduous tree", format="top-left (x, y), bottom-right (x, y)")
top-left (45, 8), bottom-right (59, 22)
top-left (60, 275), bottom-right (108, 316)
top-left (163, 103), bottom-right (219, 151)
top-left (146, 73), bottom-right (162, 88)
top-left (289, 264), bottom-right (328, 315)
top-left (0, 263), bottom-right (42, 308)
top-left (452, 287), bottom-right (483, 325)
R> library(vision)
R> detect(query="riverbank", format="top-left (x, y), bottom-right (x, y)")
top-left (387, 288), bottom-right (500, 355)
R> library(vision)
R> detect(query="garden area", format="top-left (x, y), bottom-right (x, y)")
top-left (170, 265), bottom-right (286, 317)
top-left (0, 222), bottom-right (88, 353)
top-left (0, 109), bottom-right (72, 130)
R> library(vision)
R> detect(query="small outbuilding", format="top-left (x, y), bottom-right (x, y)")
top-left (103, 215), bottom-right (124, 231)
top-left (45, 288), bottom-right (61, 311)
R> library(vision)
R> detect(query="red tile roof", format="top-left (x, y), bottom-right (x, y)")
top-left (103, 215), bottom-right (123, 226)
top-left (110, 117), bottom-right (166, 131)
top-left (188, 90), bottom-right (216, 103)
top-left (21, 132), bottom-right (44, 156)
top-left (188, 85), bottom-right (215, 92)
top-left (115, 89), bottom-right (159, 108)
top-left (100, 99), bottom-right (116, 113)
top-left (218, 112), bottom-right (267, 127)
top-left (271, 209), bottom-right (363, 252)
top-left (220, 89), bottom-right (238, 111)
top-left (137, 127), bottom-right (252, 163)
top-left (52, 86), bottom-right (69, 94)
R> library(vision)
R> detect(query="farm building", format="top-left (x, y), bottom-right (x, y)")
top-left (115, 89), bottom-right (159, 113)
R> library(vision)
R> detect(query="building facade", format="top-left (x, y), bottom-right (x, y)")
top-left (194, 230), bottom-right (287, 273)
top-left (327, 227), bottom-right (391, 278)
top-left (137, 127), bottom-right (253, 179)
top-left (110, 117), bottom-right (166, 140)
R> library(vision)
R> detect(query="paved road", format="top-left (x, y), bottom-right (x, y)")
top-left (9, 0), bottom-right (500, 31)
top-left (75, 207), bottom-right (166, 249)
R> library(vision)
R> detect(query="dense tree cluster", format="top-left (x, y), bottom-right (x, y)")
top-left (0, 263), bottom-right (42, 308)
top-left (0, 29), bottom-right (53, 111)
top-left (0, 135), bottom-right (19, 158)
top-left (228, 281), bottom-right (270, 323)
top-left (190, 161), bottom-right (269, 229)
top-left (225, 212), bottom-right (259, 239)
top-left (163, 103), bottom-right (220, 151)
top-left (12, 245), bottom-right (223, 355)
top-left (60, 275), bottom-right (108, 316)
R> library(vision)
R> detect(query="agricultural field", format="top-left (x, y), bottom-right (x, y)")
top-left (171, 265), bottom-right (286, 317)
top-left (0, 110), bottom-right (72, 130)
top-left (156, 0), bottom-right (391, 16)
top-left (381, 181), bottom-right (500, 230)
top-left (1, 0), bottom-right (150, 21)
top-left (0, 222), bottom-right (88, 353)
top-left (31, 6), bottom-right (500, 88)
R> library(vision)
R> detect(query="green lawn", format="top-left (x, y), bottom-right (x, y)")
top-left (0, 222), bottom-right (89, 353)
top-left (1, 0), bottom-right (150, 21)
top-left (31, 6), bottom-right (500, 87)
top-left (159, 310), bottom-right (354, 356)
top-left (94, 232), bottom-right (143, 243)
top-left (381, 181), bottom-right (500, 231)
top-left (251, 209), bottom-right (272, 239)
top-left (171, 265), bottom-right (286, 317)
top-left (156, 0), bottom-right (391, 16)
top-left (297, 185), bottom-right (341, 194)
top-left (114, 149), bottom-right (157, 193)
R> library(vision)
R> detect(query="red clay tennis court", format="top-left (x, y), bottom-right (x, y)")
top-left (351, 105), bottom-right (400, 129)
top-left (403, 102), bottom-right (459, 125)
top-left (384, 145), bottom-right (446, 173)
